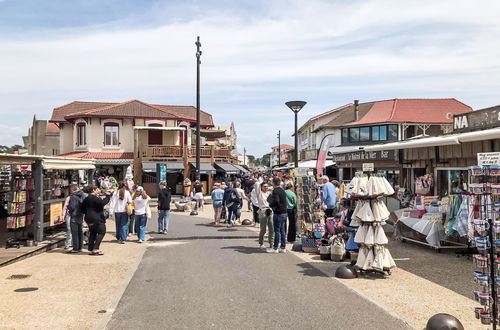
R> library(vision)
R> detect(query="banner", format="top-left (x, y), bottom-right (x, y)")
top-left (316, 134), bottom-right (335, 176)
top-left (50, 202), bottom-right (63, 226)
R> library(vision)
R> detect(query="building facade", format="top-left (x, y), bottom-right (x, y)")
top-left (25, 115), bottom-right (60, 156)
top-left (270, 144), bottom-right (294, 167)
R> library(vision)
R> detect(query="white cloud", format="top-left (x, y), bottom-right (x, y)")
top-left (1, 0), bottom-right (500, 155)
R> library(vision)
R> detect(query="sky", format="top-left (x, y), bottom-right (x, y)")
top-left (1, 0), bottom-right (500, 157)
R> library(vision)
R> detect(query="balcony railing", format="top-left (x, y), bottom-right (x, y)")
top-left (140, 145), bottom-right (233, 160)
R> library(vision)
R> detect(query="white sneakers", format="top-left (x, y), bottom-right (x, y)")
top-left (278, 248), bottom-right (287, 253)
top-left (266, 248), bottom-right (279, 253)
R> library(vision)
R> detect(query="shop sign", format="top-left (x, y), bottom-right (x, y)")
top-left (49, 202), bottom-right (63, 226)
top-left (332, 149), bottom-right (398, 163)
top-left (159, 165), bottom-right (167, 182)
top-left (477, 152), bottom-right (500, 166)
top-left (453, 107), bottom-right (500, 132)
top-left (362, 163), bottom-right (374, 172)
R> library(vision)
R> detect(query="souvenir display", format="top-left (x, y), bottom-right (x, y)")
top-left (0, 169), bottom-right (34, 229)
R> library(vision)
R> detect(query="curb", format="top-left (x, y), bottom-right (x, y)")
top-left (0, 238), bottom-right (65, 268)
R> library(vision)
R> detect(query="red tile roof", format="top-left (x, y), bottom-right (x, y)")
top-left (57, 152), bottom-right (134, 159)
top-left (344, 98), bottom-right (472, 126)
top-left (271, 144), bottom-right (294, 149)
top-left (46, 122), bottom-right (60, 133)
top-left (50, 100), bottom-right (214, 127)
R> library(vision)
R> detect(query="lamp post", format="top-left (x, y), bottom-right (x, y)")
top-left (285, 101), bottom-right (306, 168)
top-left (277, 130), bottom-right (281, 167)
top-left (243, 147), bottom-right (246, 166)
top-left (195, 36), bottom-right (202, 181)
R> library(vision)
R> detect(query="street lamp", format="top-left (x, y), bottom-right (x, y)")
top-left (285, 101), bottom-right (306, 168)
top-left (277, 130), bottom-right (281, 167)
top-left (195, 36), bottom-right (202, 181)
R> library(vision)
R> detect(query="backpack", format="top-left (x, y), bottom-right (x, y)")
top-left (68, 193), bottom-right (84, 218)
top-left (229, 189), bottom-right (240, 204)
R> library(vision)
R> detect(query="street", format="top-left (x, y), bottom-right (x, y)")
top-left (107, 211), bottom-right (410, 330)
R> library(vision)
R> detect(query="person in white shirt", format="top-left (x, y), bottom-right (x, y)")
top-left (254, 181), bottom-right (273, 248)
top-left (250, 187), bottom-right (259, 226)
top-left (133, 186), bottom-right (151, 243)
top-left (234, 181), bottom-right (247, 223)
top-left (109, 182), bottom-right (132, 243)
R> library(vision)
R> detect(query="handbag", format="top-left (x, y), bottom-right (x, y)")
top-left (146, 203), bottom-right (152, 219)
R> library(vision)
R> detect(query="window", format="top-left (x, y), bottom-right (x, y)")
top-left (388, 125), bottom-right (398, 140)
top-left (104, 123), bottom-right (119, 146)
top-left (341, 128), bottom-right (348, 143)
top-left (76, 123), bottom-right (86, 146)
top-left (148, 124), bottom-right (163, 145)
top-left (371, 126), bottom-right (379, 141)
top-left (349, 128), bottom-right (359, 142)
top-left (359, 127), bottom-right (370, 141)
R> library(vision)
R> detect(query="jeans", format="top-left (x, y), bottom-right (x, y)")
top-left (88, 223), bottom-right (106, 251)
top-left (227, 204), bottom-right (239, 224)
top-left (135, 214), bottom-right (147, 241)
top-left (252, 205), bottom-right (259, 223)
top-left (286, 209), bottom-right (297, 243)
top-left (115, 212), bottom-right (129, 241)
top-left (258, 209), bottom-right (273, 246)
top-left (158, 210), bottom-right (171, 232)
top-left (65, 216), bottom-right (72, 248)
top-left (273, 213), bottom-right (287, 250)
top-left (70, 222), bottom-right (83, 251)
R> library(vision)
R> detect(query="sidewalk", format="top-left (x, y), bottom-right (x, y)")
top-left (190, 203), bottom-right (486, 330)
top-left (0, 219), bottom-right (145, 330)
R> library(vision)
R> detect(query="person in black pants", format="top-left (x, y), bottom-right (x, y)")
top-left (81, 185), bottom-right (110, 255)
top-left (67, 184), bottom-right (88, 253)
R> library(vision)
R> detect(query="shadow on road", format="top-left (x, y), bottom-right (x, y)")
top-left (220, 246), bottom-right (263, 254)
top-left (296, 262), bottom-right (330, 278)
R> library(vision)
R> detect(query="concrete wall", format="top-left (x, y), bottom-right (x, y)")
top-left (28, 120), bottom-right (60, 156)
top-left (60, 122), bottom-right (73, 154)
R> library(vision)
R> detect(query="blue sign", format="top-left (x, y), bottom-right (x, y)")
top-left (159, 165), bottom-right (167, 182)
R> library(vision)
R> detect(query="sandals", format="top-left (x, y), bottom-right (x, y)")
top-left (89, 250), bottom-right (104, 256)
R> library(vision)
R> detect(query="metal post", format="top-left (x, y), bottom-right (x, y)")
top-left (294, 110), bottom-right (299, 168)
top-left (33, 160), bottom-right (43, 243)
top-left (243, 148), bottom-right (246, 166)
top-left (195, 36), bottom-right (202, 181)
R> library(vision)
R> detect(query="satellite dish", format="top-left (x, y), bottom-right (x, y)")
top-left (446, 112), bottom-right (453, 119)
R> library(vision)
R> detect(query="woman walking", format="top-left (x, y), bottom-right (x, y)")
top-left (81, 185), bottom-right (111, 255)
top-left (285, 183), bottom-right (298, 243)
top-left (110, 182), bottom-right (132, 244)
top-left (128, 186), bottom-right (136, 237)
top-left (133, 186), bottom-right (151, 243)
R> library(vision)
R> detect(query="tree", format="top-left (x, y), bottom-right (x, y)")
top-left (261, 154), bottom-right (270, 167)
top-left (0, 144), bottom-right (23, 154)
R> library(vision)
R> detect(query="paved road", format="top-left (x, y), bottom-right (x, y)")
top-left (107, 211), bottom-right (411, 330)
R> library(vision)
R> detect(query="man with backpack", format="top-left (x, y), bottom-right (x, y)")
top-left (67, 184), bottom-right (88, 253)
top-left (267, 177), bottom-right (288, 254)
top-left (223, 182), bottom-right (240, 227)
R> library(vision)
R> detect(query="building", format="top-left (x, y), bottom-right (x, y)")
top-left (48, 99), bottom-right (240, 195)
top-left (270, 144), bottom-right (294, 167)
top-left (25, 115), bottom-right (60, 156)
top-left (323, 98), bottom-right (472, 183)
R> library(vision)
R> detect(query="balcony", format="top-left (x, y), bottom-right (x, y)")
top-left (140, 145), bottom-right (234, 162)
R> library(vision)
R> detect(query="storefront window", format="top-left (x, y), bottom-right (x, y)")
top-left (360, 127), bottom-right (370, 141)
top-left (388, 125), bottom-right (398, 140)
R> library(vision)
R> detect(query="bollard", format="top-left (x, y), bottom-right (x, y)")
top-left (425, 313), bottom-right (464, 330)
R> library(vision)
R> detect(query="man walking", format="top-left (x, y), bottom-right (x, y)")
top-left (211, 183), bottom-right (224, 226)
top-left (254, 181), bottom-right (273, 249)
top-left (267, 177), bottom-right (288, 253)
top-left (285, 183), bottom-right (297, 243)
top-left (157, 181), bottom-right (171, 234)
top-left (321, 175), bottom-right (337, 218)
top-left (223, 182), bottom-right (240, 227)
top-left (67, 184), bottom-right (87, 253)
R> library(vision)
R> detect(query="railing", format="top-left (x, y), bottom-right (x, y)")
top-left (140, 145), bottom-right (233, 160)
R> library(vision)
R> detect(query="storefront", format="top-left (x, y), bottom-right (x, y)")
top-left (0, 154), bottom-right (95, 247)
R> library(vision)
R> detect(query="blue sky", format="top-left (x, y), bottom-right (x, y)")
top-left (1, 0), bottom-right (500, 157)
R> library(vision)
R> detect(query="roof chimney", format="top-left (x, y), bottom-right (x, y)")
top-left (354, 100), bottom-right (359, 121)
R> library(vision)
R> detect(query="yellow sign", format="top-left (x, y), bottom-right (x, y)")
top-left (50, 202), bottom-right (63, 226)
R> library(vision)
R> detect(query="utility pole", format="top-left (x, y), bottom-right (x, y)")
top-left (243, 147), bottom-right (246, 166)
top-left (195, 36), bottom-right (202, 181)
top-left (277, 130), bottom-right (281, 167)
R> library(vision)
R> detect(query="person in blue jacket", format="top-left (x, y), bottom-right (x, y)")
top-left (321, 175), bottom-right (338, 218)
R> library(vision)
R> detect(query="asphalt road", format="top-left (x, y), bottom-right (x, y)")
top-left (107, 211), bottom-right (411, 330)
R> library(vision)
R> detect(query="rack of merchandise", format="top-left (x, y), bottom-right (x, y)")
top-left (346, 172), bottom-right (397, 276)
top-left (296, 175), bottom-right (326, 250)
top-left (470, 165), bottom-right (500, 328)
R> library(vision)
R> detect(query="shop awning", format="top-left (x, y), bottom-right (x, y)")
top-left (299, 160), bottom-right (335, 168)
top-left (215, 162), bottom-right (239, 174)
top-left (166, 161), bottom-right (184, 173)
top-left (189, 162), bottom-right (216, 175)
top-left (233, 164), bottom-right (250, 174)
top-left (142, 162), bottom-right (156, 173)
top-left (0, 154), bottom-right (96, 169)
top-left (363, 127), bottom-right (500, 152)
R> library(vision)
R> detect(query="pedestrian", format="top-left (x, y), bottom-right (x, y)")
top-left (211, 182), bottom-right (224, 226)
top-left (285, 183), bottom-right (297, 243)
top-left (109, 181), bottom-right (132, 244)
top-left (244, 176), bottom-right (255, 211)
top-left (234, 181), bottom-right (247, 223)
top-left (128, 186), bottom-right (136, 237)
top-left (267, 177), bottom-right (288, 253)
top-left (157, 181), bottom-right (171, 234)
top-left (223, 182), bottom-right (240, 227)
top-left (81, 185), bottom-right (111, 255)
top-left (62, 192), bottom-right (73, 250)
top-left (63, 184), bottom-right (88, 253)
top-left (133, 186), bottom-right (151, 243)
top-left (250, 185), bottom-right (259, 226)
top-left (254, 181), bottom-right (273, 249)
top-left (193, 180), bottom-right (204, 211)
top-left (321, 175), bottom-right (337, 218)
